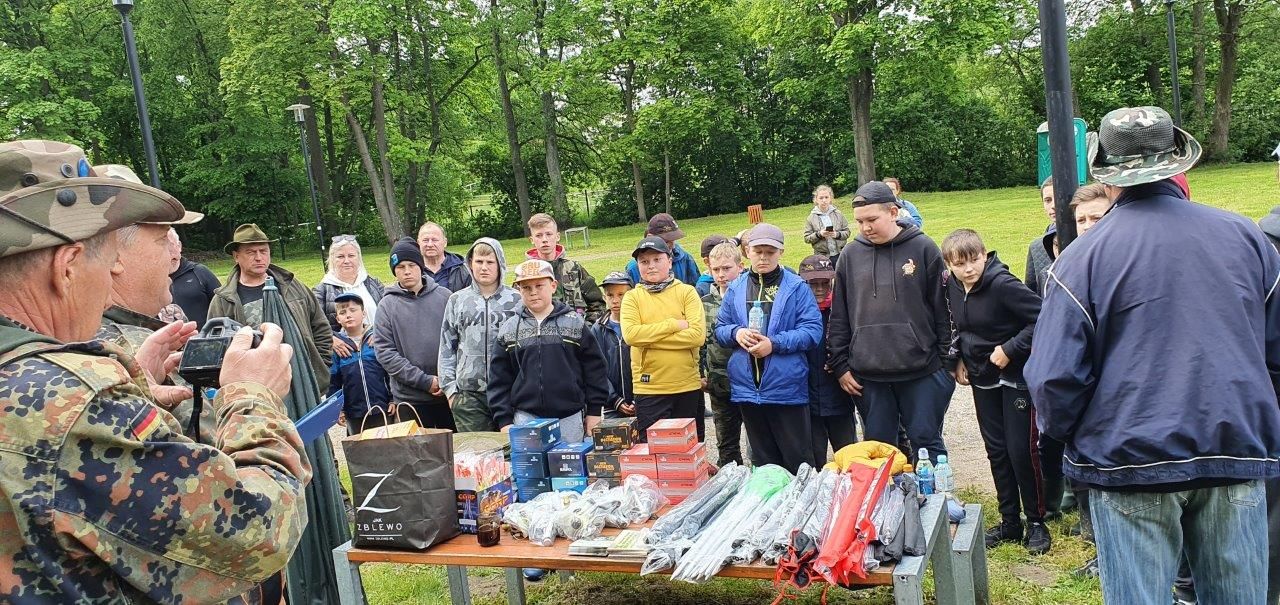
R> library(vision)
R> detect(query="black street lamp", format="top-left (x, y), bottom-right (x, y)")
top-left (112, 0), bottom-right (160, 188)
top-left (287, 103), bottom-right (327, 261)
top-left (1166, 0), bottom-right (1182, 127)
top-left (1039, 0), bottom-right (1080, 249)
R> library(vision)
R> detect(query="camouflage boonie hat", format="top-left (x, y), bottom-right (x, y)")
top-left (0, 140), bottom-right (185, 258)
top-left (600, 271), bottom-right (633, 287)
top-left (1088, 106), bottom-right (1201, 187)
top-left (93, 164), bottom-right (203, 225)
top-left (512, 259), bottom-right (556, 285)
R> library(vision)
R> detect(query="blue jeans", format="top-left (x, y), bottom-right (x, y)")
top-left (860, 369), bottom-right (954, 461)
top-left (1090, 481), bottom-right (1269, 605)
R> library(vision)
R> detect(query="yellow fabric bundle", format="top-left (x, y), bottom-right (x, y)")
top-left (824, 441), bottom-right (912, 475)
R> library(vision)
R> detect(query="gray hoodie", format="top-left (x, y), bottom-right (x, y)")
top-left (372, 270), bottom-right (452, 404)
top-left (437, 238), bottom-right (524, 398)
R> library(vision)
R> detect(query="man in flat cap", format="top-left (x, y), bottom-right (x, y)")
top-left (209, 222), bottom-right (334, 392)
top-left (1026, 107), bottom-right (1280, 604)
top-left (0, 140), bottom-right (309, 603)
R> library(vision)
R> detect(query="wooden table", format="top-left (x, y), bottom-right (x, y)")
top-left (333, 496), bottom-right (987, 605)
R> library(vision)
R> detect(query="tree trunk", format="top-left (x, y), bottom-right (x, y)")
top-left (534, 0), bottom-right (570, 227)
top-left (492, 0), bottom-right (533, 233)
top-left (663, 149), bottom-right (671, 214)
top-left (631, 160), bottom-right (647, 223)
top-left (1191, 0), bottom-right (1207, 121)
top-left (847, 66), bottom-right (876, 186)
top-left (370, 76), bottom-right (404, 237)
top-left (1208, 0), bottom-right (1242, 161)
top-left (343, 106), bottom-right (402, 244)
top-left (622, 60), bottom-right (646, 223)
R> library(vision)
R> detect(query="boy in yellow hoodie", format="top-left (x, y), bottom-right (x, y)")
top-left (621, 236), bottom-right (707, 440)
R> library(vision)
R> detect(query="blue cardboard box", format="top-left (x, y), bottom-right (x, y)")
top-left (515, 477), bottom-right (553, 502)
top-left (509, 418), bottom-right (561, 453)
top-left (511, 451), bottom-right (549, 480)
top-left (550, 476), bottom-right (588, 493)
top-left (548, 441), bottom-right (594, 478)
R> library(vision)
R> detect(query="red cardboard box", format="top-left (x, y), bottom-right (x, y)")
top-left (657, 471), bottom-right (710, 502)
top-left (619, 444), bottom-right (657, 479)
top-left (656, 442), bottom-right (707, 479)
top-left (646, 418), bottom-right (697, 453)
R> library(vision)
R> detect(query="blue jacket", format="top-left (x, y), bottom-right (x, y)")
top-left (897, 199), bottom-right (923, 228)
top-left (328, 331), bottom-right (392, 424)
top-left (425, 251), bottom-right (473, 293)
top-left (695, 272), bottom-right (715, 297)
top-left (808, 305), bottom-right (855, 416)
top-left (1025, 179), bottom-right (1280, 487)
top-left (593, 315), bottom-right (634, 413)
top-left (715, 269), bottom-right (824, 405)
top-left (626, 243), bottom-right (701, 286)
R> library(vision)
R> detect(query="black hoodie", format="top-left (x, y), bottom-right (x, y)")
top-left (943, 252), bottom-right (1041, 388)
top-left (828, 224), bottom-right (951, 382)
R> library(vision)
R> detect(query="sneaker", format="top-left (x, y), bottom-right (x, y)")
top-left (1073, 556), bottom-right (1099, 579)
top-left (523, 568), bottom-right (547, 582)
top-left (1025, 522), bottom-right (1052, 555)
top-left (984, 520), bottom-right (1023, 548)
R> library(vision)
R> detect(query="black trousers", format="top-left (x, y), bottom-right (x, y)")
top-left (973, 386), bottom-right (1046, 523)
top-left (811, 412), bottom-right (856, 467)
top-left (739, 403), bottom-right (814, 474)
top-left (404, 400), bottom-right (457, 432)
top-left (635, 390), bottom-right (705, 442)
top-left (1039, 433), bottom-right (1067, 516)
top-left (709, 390), bottom-right (743, 465)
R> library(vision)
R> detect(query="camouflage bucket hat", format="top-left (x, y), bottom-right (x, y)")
top-left (93, 164), bottom-right (203, 225)
top-left (224, 223), bottom-right (278, 254)
top-left (1087, 106), bottom-right (1201, 187)
top-left (0, 140), bottom-right (185, 258)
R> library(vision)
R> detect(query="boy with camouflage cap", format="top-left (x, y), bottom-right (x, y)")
top-left (489, 259), bottom-right (608, 442)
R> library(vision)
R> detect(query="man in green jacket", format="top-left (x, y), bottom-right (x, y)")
top-left (209, 223), bottom-right (334, 393)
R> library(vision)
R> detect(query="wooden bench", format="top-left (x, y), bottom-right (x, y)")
top-left (563, 226), bottom-right (590, 249)
top-left (332, 496), bottom-right (985, 605)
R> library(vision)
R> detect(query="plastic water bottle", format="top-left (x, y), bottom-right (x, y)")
top-left (935, 454), bottom-right (955, 498)
top-left (748, 301), bottom-right (764, 332)
top-left (915, 448), bottom-right (935, 496)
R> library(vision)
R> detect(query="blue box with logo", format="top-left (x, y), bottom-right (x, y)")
top-left (509, 418), bottom-right (561, 453)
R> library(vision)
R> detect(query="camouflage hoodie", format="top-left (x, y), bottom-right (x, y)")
top-left (438, 238), bottom-right (523, 398)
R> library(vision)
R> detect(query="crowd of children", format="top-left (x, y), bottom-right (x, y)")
top-left (326, 178), bottom-right (1138, 561)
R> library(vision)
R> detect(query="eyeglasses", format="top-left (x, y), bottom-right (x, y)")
top-left (331, 234), bottom-right (357, 244)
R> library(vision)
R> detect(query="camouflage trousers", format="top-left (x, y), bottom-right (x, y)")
top-left (708, 376), bottom-right (743, 466)
top-left (452, 390), bottom-right (497, 433)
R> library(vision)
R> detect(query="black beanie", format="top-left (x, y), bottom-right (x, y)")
top-left (389, 236), bottom-right (425, 273)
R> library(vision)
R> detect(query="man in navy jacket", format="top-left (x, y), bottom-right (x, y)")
top-left (1025, 106), bottom-right (1280, 605)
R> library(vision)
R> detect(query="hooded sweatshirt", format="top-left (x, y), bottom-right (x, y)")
top-left (372, 273), bottom-right (451, 404)
top-left (828, 224), bottom-right (951, 383)
top-left (943, 252), bottom-right (1041, 388)
top-left (524, 244), bottom-right (608, 322)
top-left (488, 301), bottom-right (609, 427)
top-left (438, 238), bottom-right (523, 398)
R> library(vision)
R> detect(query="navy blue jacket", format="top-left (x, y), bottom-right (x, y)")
top-left (425, 251), bottom-right (473, 293)
top-left (593, 316), bottom-right (634, 412)
top-left (626, 243), bottom-right (701, 286)
top-left (715, 268), bottom-right (823, 405)
top-left (328, 331), bottom-right (392, 425)
top-left (1025, 179), bottom-right (1280, 487)
top-left (808, 305), bottom-right (856, 416)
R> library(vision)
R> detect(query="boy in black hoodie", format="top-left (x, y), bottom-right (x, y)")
top-left (828, 181), bottom-right (954, 463)
top-left (941, 228), bottom-right (1049, 555)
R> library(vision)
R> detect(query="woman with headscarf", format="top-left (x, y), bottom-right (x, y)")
top-left (314, 234), bottom-right (387, 357)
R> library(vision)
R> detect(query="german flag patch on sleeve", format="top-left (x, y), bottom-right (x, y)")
top-left (132, 407), bottom-right (162, 441)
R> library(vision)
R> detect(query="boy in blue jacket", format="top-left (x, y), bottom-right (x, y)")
top-left (942, 229), bottom-right (1049, 555)
top-left (328, 292), bottom-right (392, 434)
top-left (715, 224), bottom-right (823, 473)
top-left (799, 254), bottom-right (857, 466)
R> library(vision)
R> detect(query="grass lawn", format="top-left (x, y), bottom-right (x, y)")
top-left (234, 163), bottom-right (1276, 603)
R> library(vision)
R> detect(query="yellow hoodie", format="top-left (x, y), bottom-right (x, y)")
top-left (620, 281), bottom-right (706, 395)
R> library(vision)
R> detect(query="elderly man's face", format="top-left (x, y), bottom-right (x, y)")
top-left (115, 224), bottom-right (174, 315)
top-left (233, 243), bottom-right (271, 279)
top-left (418, 225), bottom-right (446, 261)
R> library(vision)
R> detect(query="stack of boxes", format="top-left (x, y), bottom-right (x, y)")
top-left (548, 441), bottom-right (594, 493)
top-left (509, 418), bottom-right (561, 502)
top-left (646, 418), bottom-right (708, 504)
top-left (587, 417), bottom-right (640, 483)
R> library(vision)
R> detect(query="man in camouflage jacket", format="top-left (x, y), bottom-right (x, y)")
top-left (0, 140), bottom-right (310, 604)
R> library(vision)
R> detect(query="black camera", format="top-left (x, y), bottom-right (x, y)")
top-left (178, 317), bottom-right (262, 388)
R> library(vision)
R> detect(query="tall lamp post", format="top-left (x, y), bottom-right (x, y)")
top-left (1039, 0), bottom-right (1080, 249)
top-left (287, 103), bottom-right (327, 261)
top-left (112, 0), bottom-right (160, 188)
top-left (1165, 0), bottom-right (1182, 126)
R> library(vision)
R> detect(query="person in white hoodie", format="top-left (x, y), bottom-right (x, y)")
top-left (314, 234), bottom-right (386, 358)
top-left (438, 238), bottom-right (523, 432)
